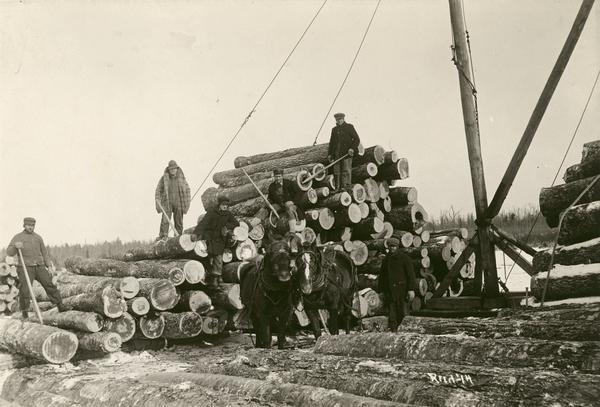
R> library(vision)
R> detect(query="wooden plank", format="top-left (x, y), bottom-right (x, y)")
top-left (492, 225), bottom-right (537, 257)
top-left (493, 234), bottom-right (535, 276)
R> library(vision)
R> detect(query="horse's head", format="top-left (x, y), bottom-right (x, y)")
top-left (296, 244), bottom-right (322, 295)
top-left (264, 240), bottom-right (293, 283)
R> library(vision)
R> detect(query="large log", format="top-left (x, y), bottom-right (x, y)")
top-left (233, 143), bottom-right (328, 168)
top-left (531, 263), bottom-right (600, 301)
top-left (176, 290), bottom-right (212, 314)
top-left (221, 163), bottom-right (317, 188)
top-left (138, 278), bottom-right (178, 311)
top-left (343, 184), bottom-right (366, 204)
top-left (497, 302), bottom-right (600, 321)
top-left (321, 191), bottom-right (352, 208)
top-left (557, 201), bottom-right (600, 245)
top-left (126, 297), bottom-right (151, 316)
top-left (315, 332), bottom-right (600, 371)
top-left (161, 311), bottom-right (203, 339)
top-left (213, 146), bottom-right (329, 185)
top-left (64, 256), bottom-right (136, 279)
top-left (388, 186), bottom-right (417, 206)
top-left (228, 196), bottom-right (265, 218)
top-left (56, 272), bottom-right (140, 299)
top-left (222, 261), bottom-right (247, 283)
top-left (352, 217), bottom-right (384, 240)
top-left (103, 312), bottom-right (136, 342)
top-left (362, 178), bottom-right (381, 203)
top-left (539, 175), bottom-right (600, 227)
top-left (209, 283), bottom-right (243, 310)
top-left (0, 319), bottom-right (78, 364)
top-left (349, 241), bottom-right (369, 266)
top-left (378, 180), bottom-right (390, 199)
top-left (201, 309), bottom-right (228, 335)
top-left (532, 237), bottom-right (600, 272)
top-left (137, 314), bottom-right (165, 339)
top-left (563, 140), bottom-right (600, 183)
top-left (128, 260), bottom-right (187, 285)
top-left (385, 203), bottom-right (429, 232)
top-left (76, 331), bottom-right (122, 353)
top-left (122, 234), bottom-right (197, 261)
top-left (31, 309), bottom-right (104, 333)
top-left (398, 315), bottom-right (600, 341)
top-left (353, 145), bottom-right (385, 166)
top-left (333, 204), bottom-right (362, 226)
top-left (62, 286), bottom-right (126, 318)
top-left (374, 158), bottom-right (409, 181)
top-left (352, 163), bottom-right (378, 183)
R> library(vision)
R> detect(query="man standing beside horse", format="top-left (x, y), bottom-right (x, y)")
top-left (378, 238), bottom-right (416, 332)
top-left (267, 168), bottom-right (300, 233)
top-left (328, 112), bottom-right (360, 190)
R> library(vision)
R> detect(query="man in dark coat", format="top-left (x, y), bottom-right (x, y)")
top-left (6, 217), bottom-right (64, 318)
top-left (328, 113), bottom-right (360, 190)
top-left (267, 168), bottom-right (299, 233)
top-left (378, 238), bottom-right (416, 331)
top-left (155, 160), bottom-right (191, 240)
top-left (193, 196), bottom-right (238, 288)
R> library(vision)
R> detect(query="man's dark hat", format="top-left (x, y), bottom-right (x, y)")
top-left (333, 113), bottom-right (345, 119)
top-left (167, 160), bottom-right (179, 170)
top-left (273, 168), bottom-right (284, 176)
top-left (23, 217), bottom-right (36, 225)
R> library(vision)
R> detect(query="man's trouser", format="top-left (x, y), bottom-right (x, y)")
top-left (159, 205), bottom-right (184, 238)
top-left (211, 255), bottom-right (223, 277)
top-left (387, 298), bottom-right (408, 332)
top-left (332, 157), bottom-right (353, 190)
top-left (17, 265), bottom-right (62, 311)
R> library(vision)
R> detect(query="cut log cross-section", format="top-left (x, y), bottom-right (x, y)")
top-left (103, 312), bottom-right (136, 342)
top-left (0, 319), bottom-right (78, 364)
top-left (321, 191), bottom-right (352, 209)
top-left (161, 311), bottom-right (204, 339)
top-left (56, 273), bottom-right (140, 299)
top-left (352, 163), bottom-right (378, 183)
top-left (333, 204), bottom-right (362, 226)
top-left (385, 203), bottom-right (429, 232)
top-left (363, 178), bottom-right (381, 203)
top-left (137, 279), bottom-right (179, 311)
top-left (354, 145), bottom-right (385, 166)
top-left (127, 297), bottom-right (151, 316)
top-left (31, 309), bottom-right (104, 333)
top-left (177, 290), bottom-right (212, 314)
top-left (388, 187), bottom-right (418, 206)
top-left (352, 217), bottom-right (384, 240)
top-left (209, 284), bottom-right (243, 310)
top-left (62, 286), bottom-right (126, 318)
top-left (77, 331), bottom-right (122, 353)
top-left (128, 260), bottom-right (187, 286)
top-left (137, 314), bottom-right (165, 339)
top-left (375, 158), bottom-right (409, 181)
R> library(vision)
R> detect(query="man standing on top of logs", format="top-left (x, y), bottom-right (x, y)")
top-left (378, 238), bottom-right (416, 332)
top-left (328, 112), bottom-right (360, 190)
top-left (6, 217), bottom-right (65, 318)
top-left (155, 160), bottom-right (191, 240)
top-left (192, 196), bottom-right (238, 288)
top-left (268, 168), bottom-right (300, 233)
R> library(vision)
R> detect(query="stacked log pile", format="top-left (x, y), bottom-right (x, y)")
top-left (534, 139), bottom-right (600, 303)
top-left (0, 257), bottom-right (20, 315)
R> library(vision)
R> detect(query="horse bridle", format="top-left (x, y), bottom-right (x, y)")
top-left (297, 248), bottom-right (328, 292)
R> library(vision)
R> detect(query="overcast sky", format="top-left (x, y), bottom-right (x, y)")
top-left (1, 0), bottom-right (598, 246)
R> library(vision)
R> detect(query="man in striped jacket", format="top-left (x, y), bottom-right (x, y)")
top-left (155, 160), bottom-right (191, 240)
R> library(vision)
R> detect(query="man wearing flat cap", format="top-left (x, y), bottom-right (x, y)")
top-left (378, 237), bottom-right (416, 331)
top-left (7, 218), bottom-right (64, 318)
top-left (155, 160), bottom-right (191, 240)
top-left (328, 113), bottom-right (360, 190)
top-left (193, 196), bottom-right (238, 288)
top-left (268, 168), bottom-right (300, 233)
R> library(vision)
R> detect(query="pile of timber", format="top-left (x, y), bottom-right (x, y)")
top-left (0, 257), bottom-right (20, 315)
top-left (533, 139), bottom-right (600, 303)
top-left (201, 142), bottom-right (475, 328)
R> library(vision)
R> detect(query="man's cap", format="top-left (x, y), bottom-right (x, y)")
top-left (273, 168), bottom-right (284, 176)
top-left (386, 237), bottom-right (400, 248)
top-left (333, 113), bottom-right (345, 119)
top-left (23, 217), bottom-right (36, 225)
top-left (217, 196), bottom-right (230, 204)
top-left (167, 160), bottom-right (179, 170)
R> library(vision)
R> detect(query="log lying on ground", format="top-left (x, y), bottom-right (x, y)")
top-left (399, 315), bottom-right (600, 341)
top-left (127, 297), bottom-right (151, 316)
top-left (234, 143), bottom-right (328, 168)
top-left (103, 312), bottom-right (136, 342)
top-left (122, 235), bottom-right (196, 261)
top-left (531, 263), bottom-right (600, 301)
top-left (175, 291), bottom-right (212, 315)
top-left (161, 311), bottom-right (203, 339)
top-left (213, 146), bottom-right (329, 185)
top-left (385, 203), bottom-right (429, 232)
top-left (62, 286), bottom-right (126, 318)
top-left (76, 331), bottom-right (122, 353)
top-left (497, 302), bottom-right (600, 321)
top-left (314, 332), bottom-right (600, 371)
top-left (539, 175), bottom-right (600, 227)
top-left (138, 278), bottom-right (179, 311)
top-left (563, 140), bottom-right (600, 183)
top-left (388, 186), bottom-right (417, 206)
top-left (209, 284), bottom-right (243, 310)
top-left (532, 237), bottom-right (600, 272)
top-left (0, 319), bottom-right (78, 364)
top-left (195, 348), bottom-right (600, 407)
top-left (34, 309), bottom-right (104, 333)
top-left (56, 272), bottom-right (140, 299)
top-left (557, 201), bottom-right (600, 245)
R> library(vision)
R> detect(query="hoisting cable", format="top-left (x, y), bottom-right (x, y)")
top-left (190, 0), bottom-right (329, 202)
top-left (311, 0), bottom-right (382, 146)
top-left (501, 68), bottom-right (600, 285)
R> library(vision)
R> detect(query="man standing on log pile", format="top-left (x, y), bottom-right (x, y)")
top-left (378, 238), bottom-right (416, 331)
top-left (155, 160), bottom-right (191, 240)
top-left (192, 196), bottom-right (238, 288)
top-left (328, 113), bottom-right (360, 190)
top-left (6, 217), bottom-right (65, 318)
top-left (268, 168), bottom-right (300, 233)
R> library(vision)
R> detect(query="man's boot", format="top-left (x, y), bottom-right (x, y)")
top-left (21, 311), bottom-right (28, 319)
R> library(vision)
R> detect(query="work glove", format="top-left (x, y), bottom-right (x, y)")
top-left (348, 148), bottom-right (354, 157)
top-left (15, 242), bottom-right (23, 249)
top-left (407, 290), bottom-right (415, 301)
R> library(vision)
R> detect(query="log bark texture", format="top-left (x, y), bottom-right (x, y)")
top-left (56, 272), bottom-right (139, 299)
top-left (532, 237), bottom-right (600, 272)
top-left (385, 203), bottom-right (428, 232)
top-left (531, 265), bottom-right (600, 301)
top-left (161, 311), bottom-right (203, 339)
top-left (122, 235), bottom-right (196, 261)
top-left (563, 140), bottom-right (600, 183)
top-left (233, 143), bottom-right (328, 168)
top-left (76, 331), bottom-right (122, 353)
top-left (539, 175), bottom-right (600, 227)
top-left (62, 286), bottom-right (126, 318)
top-left (557, 201), bottom-right (600, 245)
top-left (35, 309), bottom-right (104, 333)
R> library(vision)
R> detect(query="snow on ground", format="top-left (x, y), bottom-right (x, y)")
top-left (495, 250), bottom-right (532, 292)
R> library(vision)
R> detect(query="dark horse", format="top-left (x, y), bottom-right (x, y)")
top-left (295, 244), bottom-right (357, 338)
top-left (239, 239), bottom-right (295, 349)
